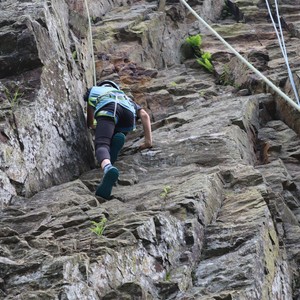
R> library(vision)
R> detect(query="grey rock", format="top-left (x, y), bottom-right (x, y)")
top-left (0, 0), bottom-right (300, 299)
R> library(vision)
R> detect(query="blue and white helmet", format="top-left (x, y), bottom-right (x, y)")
top-left (97, 80), bottom-right (120, 90)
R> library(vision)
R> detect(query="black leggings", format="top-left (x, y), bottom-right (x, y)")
top-left (94, 103), bottom-right (134, 164)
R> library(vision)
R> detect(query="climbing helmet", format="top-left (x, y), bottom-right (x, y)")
top-left (97, 80), bottom-right (120, 90)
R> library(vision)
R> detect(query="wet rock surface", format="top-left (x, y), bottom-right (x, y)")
top-left (0, 0), bottom-right (300, 299)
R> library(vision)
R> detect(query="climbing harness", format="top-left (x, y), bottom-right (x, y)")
top-left (265, 0), bottom-right (300, 105)
top-left (88, 86), bottom-right (137, 131)
top-left (84, 0), bottom-right (97, 86)
top-left (179, 0), bottom-right (300, 112)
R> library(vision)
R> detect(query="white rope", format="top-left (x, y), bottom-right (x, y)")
top-left (179, 0), bottom-right (300, 112)
top-left (84, 0), bottom-right (97, 86)
top-left (265, 0), bottom-right (300, 105)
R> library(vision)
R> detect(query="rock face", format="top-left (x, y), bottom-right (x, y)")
top-left (0, 0), bottom-right (95, 201)
top-left (1, 0), bottom-right (300, 299)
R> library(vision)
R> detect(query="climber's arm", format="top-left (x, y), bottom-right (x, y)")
top-left (87, 104), bottom-right (95, 129)
top-left (138, 108), bottom-right (152, 150)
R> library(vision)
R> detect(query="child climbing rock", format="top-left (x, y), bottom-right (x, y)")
top-left (84, 80), bottom-right (152, 199)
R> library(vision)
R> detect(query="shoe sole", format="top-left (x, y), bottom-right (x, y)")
top-left (95, 167), bottom-right (119, 199)
top-left (110, 133), bottom-right (125, 165)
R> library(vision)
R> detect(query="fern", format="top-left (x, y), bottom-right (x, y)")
top-left (185, 34), bottom-right (214, 73)
top-left (186, 34), bottom-right (202, 48)
top-left (196, 52), bottom-right (214, 73)
top-left (90, 217), bottom-right (107, 236)
top-left (160, 185), bottom-right (171, 200)
top-left (4, 86), bottom-right (23, 111)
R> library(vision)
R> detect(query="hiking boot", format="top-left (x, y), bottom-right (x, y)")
top-left (110, 132), bottom-right (125, 165)
top-left (95, 166), bottom-right (119, 200)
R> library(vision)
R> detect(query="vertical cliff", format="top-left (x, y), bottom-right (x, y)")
top-left (0, 0), bottom-right (95, 201)
top-left (1, 0), bottom-right (300, 299)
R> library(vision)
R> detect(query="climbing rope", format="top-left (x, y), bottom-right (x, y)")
top-left (265, 0), bottom-right (300, 105)
top-left (179, 0), bottom-right (300, 112)
top-left (84, 0), bottom-right (97, 86)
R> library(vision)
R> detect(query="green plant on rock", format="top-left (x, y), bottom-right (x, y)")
top-left (219, 64), bottom-right (235, 86)
top-left (91, 16), bottom-right (98, 24)
top-left (90, 217), bottom-right (107, 236)
top-left (165, 271), bottom-right (171, 281)
top-left (186, 34), bottom-right (202, 56)
top-left (196, 52), bottom-right (214, 73)
top-left (185, 34), bottom-right (214, 73)
top-left (160, 185), bottom-right (171, 200)
top-left (199, 90), bottom-right (206, 97)
top-left (4, 86), bottom-right (23, 111)
top-left (72, 50), bottom-right (78, 61)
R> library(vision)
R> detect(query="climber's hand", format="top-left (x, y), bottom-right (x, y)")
top-left (138, 141), bottom-right (152, 151)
